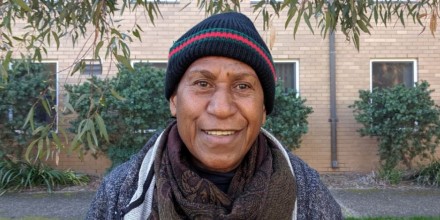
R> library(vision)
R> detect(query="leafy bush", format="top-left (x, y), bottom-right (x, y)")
top-left (378, 168), bottom-right (402, 185)
top-left (414, 160), bottom-right (440, 187)
top-left (65, 65), bottom-right (171, 170)
top-left (0, 59), bottom-right (55, 160)
top-left (350, 81), bottom-right (440, 171)
top-left (0, 158), bottom-right (89, 194)
top-left (264, 83), bottom-right (314, 150)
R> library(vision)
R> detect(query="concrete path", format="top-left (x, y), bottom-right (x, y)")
top-left (332, 188), bottom-right (440, 218)
top-left (0, 188), bottom-right (440, 219)
top-left (0, 191), bottom-right (93, 219)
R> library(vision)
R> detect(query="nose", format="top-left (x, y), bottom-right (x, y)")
top-left (206, 86), bottom-right (237, 118)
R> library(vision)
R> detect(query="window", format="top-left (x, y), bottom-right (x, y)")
top-left (23, 0), bottom-right (59, 4)
top-left (7, 61), bottom-right (58, 130)
top-left (370, 59), bottom-right (417, 90)
top-left (275, 61), bottom-right (299, 93)
top-left (132, 60), bottom-right (167, 70)
top-left (34, 62), bottom-right (58, 128)
top-left (250, 0), bottom-right (283, 4)
top-left (376, 0), bottom-right (418, 3)
top-left (81, 59), bottom-right (102, 76)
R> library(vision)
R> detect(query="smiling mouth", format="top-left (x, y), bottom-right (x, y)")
top-left (204, 130), bottom-right (236, 136)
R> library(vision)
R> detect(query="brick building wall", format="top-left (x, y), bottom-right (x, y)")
top-left (333, 21), bottom-right (440, 172)
top-left (46, 152), bottom-right (111, 176)
top-left (4, 1), bottom-right (440, 175)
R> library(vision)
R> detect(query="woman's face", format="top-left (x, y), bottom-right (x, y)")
top-left (170, 56), bottom-right (266, 173)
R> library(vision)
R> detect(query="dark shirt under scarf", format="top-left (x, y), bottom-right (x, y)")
top-left (192, 163), bottom-right (236, 194)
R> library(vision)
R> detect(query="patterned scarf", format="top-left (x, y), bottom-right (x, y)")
top-left (151, 124), bottom-right (296, 219)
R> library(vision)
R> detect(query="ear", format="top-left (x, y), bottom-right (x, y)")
top-left (169, 94), bottom-right (177, 117)
top-left (262, 105), bottom-right (266, 125)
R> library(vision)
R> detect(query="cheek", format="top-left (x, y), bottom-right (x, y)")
top-left (176, 98), bottom-right (199, 120)
top-left (174, 95), bottom-right (202, 141)
top-left (244, 106), bottom-right (265, 139)
top-left (245, 101), bottom-right (266, 124)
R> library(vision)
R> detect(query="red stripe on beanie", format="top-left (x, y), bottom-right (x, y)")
top-left (169, 31), bottom-right (276, 80)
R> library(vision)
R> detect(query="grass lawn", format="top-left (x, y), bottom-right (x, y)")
top-left (346, 217), bottom-right (440, 220)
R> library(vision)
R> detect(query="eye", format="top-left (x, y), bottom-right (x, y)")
top-left (236, 83), bottom-right (251, 90)
top-left (194, 80), bottom-right (210, 88)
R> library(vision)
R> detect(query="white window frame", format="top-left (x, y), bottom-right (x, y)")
top-left (275, 60), bottom-right (300, 95)
top-left (370, 58), bottom-right (418, 91)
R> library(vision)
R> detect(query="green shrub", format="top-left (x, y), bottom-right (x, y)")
top-left (65, 65), bottom-right (171, 170)
top-left (0, 159), bottom-right (89, 194)
top-left (415, 160), bottom-right (440, 187)
top-left (378, 168), bottom-right (402, 185)
top-left (350, 81), bottom-right (440, 171)
top-left (264, 83), bottom-right (314, 150)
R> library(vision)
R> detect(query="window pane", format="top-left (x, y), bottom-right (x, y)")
top-left (5, 62), bottom-right (57, 130)
top-left (131, 0), bottom-right (179, 4)
top-left (33, 63), bottom-right (57, 126)
top-left (275, 62), bottom-right (296, 91)
top-left (150, 63), bottom-right (167, 70)
top-left (82, 59), bottom-right (102, 76)
top-left (133, 62), bottom-right (167, 70)
top-left (250, 0), bottom-right (283, 4)
top-left (372, 61), bottom-right (414, 89)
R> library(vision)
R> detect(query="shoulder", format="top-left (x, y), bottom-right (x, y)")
top-left (85, 157), bottom-right (136, 219)
top-left (286, 152), bottom-right (343, 220)
top-left (260, 129), bottom-right (342, 219)
top-left (86, 131), bottom-right (162, 219)
top-left (287, 152), bottom-right (320, 190)
top-left (104, 130), bottom-right (162, 199)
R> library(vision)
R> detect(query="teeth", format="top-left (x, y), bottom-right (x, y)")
top-left (206, 130), bottom-right (235, 136)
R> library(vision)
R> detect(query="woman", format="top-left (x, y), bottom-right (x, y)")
top-left (87, 12), bottom-right (342, 219)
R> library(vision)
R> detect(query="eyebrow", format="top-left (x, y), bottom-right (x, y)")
top-left (231, 71), bottom-right (258, 80)
top-left (187, 69), bottom-right (258, 80)
top-left (187, 69), bottom-right (216, 79)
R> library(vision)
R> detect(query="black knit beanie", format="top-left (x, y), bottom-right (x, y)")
top-left (165, 12), bottom-right (276, 114)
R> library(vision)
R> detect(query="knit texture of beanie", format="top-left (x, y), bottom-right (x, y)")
top-left (165, 12), bottom-right (276, 115)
